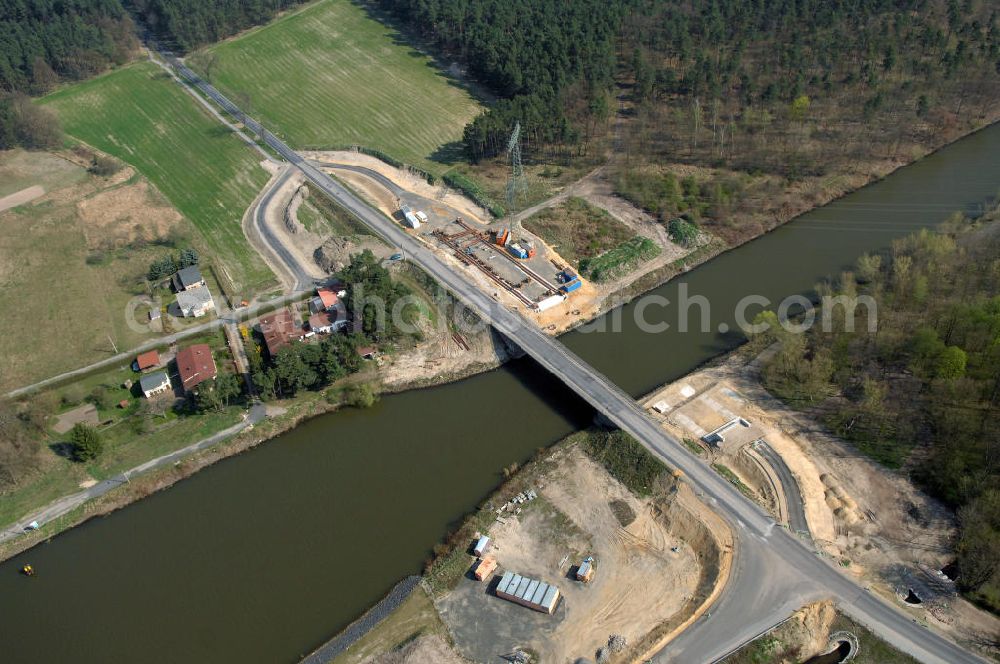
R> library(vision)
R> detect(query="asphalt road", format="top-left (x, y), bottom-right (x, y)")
top-left (166, 57), bottom-right (985, 664)
top-left (756, 440), bottom-right (811, 536)
top-left (250, 165), bottom-right (318, 291)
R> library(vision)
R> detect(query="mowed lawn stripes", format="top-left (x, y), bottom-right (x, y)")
top-left (198, 0), bottom-right (481, 172)
top-left (43, 62), bottom-right (273, 289)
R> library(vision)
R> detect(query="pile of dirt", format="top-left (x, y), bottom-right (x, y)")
top-left (314, 235), bottom-right (390, 273)
top-left (609, 499), bottom-right (635, 526)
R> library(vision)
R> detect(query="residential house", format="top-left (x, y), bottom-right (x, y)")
top-left (307, 310), bottom-right (348, 335)
top-left (310, 287), bottom-right (338, 314)
top-left (172, 266), bottom-right (205, 292)
top-left (258, 308), bottom-right (301, 357)
top-left (133, 350), bottom-right (160, 372)
top-left (176, 286), bottom-right (215, 318)
top-left (139, 371), bottom-right (171, 398)
top-left (175, 344), bottom-right (217, 392)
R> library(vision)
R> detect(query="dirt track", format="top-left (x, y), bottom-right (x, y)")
top-left (0, 185), bottom-right (44, 212)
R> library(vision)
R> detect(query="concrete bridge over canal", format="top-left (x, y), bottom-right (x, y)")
top-left (163, 54), bottom-right (985, 664)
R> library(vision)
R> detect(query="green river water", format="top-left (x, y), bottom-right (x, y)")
top-left (2, 123), bottom-right (1000, 663)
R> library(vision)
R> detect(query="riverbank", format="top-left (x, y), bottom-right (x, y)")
top-left (0, 316), bottom-right (512, 564)
top-left (5, 116), bottom-right (1000, 664)
top-left (4, 115), bottom-right (998, 567)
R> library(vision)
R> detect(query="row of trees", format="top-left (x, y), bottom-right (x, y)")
top-left (756, 211), bottom-right (1000, 611)
top-left (0, 0), bottom-right (137, 94)
top-left (147, 247), bottom-right (199, 282)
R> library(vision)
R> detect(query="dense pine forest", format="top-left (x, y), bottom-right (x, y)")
top-left (380, 0), bottom-right (1000, 182)
top-left (618, 0), bottom-right (1000, 178)
top-left (756, 211), bottom-right (1000, 612)
top-left (0, 0), bottom-right (137, 94)
top-left (125, 0), bottom-right (307, 52)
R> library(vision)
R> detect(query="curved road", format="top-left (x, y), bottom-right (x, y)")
top-left (165, 56), bottom-right (985, 664)
top-left (250, 166), bottom-right (318, 292)
top-left (756, 440), bottom-right (810, 536)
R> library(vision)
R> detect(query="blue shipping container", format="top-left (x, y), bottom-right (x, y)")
top-left (562, 278), bottom-right (582, 293)
top-left (509, 245), bottom-right (528, 259)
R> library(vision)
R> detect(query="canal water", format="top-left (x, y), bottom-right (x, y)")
top-left (3, 124), bottom-right (1000, 663)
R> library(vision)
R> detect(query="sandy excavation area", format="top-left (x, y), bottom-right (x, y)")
top-left (642, 348), bottom-right (1000, 655)
top-left (302, 149), bottom-right (490, 224)
top-left (437, 447), bottom-right (703, 663)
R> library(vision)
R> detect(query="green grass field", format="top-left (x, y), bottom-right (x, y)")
top-left (43, 62), bottom-right (274, 291)
top-left (189, 0), bottom-right (481, 172)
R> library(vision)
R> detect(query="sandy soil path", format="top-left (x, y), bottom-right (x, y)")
top-left (0, 185), bottom-right (44, 212)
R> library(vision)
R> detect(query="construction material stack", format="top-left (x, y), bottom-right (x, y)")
top-left (495, 571), bottom-right (561, 614)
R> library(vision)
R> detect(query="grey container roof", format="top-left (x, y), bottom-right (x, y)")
top-left (530, 582), bottom-right (549, 605)
top-left (497, 571), bottom-right (514, 594)
top-left (522, 579), bottom-right (539, 601)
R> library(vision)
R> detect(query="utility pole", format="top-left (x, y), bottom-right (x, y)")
top-left (505, 122), bottom-right (527, 237)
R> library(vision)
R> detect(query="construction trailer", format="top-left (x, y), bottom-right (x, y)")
top-left (495, 571), bottom-right (561, 614)
top-left (473, 535), bottom-right (491, 557)
top-left (472, 556), bottom-right (497, 581)
top-left (495, 228), bottom-right (510, 246)
top-left (400, 205), bottom-right (421, 229)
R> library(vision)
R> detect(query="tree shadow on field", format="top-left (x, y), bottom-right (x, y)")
top-left (49, 442), bottom-right (76, 460)
top-left (429, 140), bottom-right (466, 167)
top-left (206, 124), bottom-right (236, 139)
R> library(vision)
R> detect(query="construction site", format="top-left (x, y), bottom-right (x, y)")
top-left (641, 348), bottom-right (1000, 651)
top-left (248, 116), bottom-right (690, 335)
top-left (433, 440), bottom-right (732, 663)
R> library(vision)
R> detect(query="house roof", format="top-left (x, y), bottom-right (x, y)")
top-left (308, 311), bottom-right (336, 331)
top-left (135, 350), bottom-right (160, 370)
top-left (176, 287), bottom-right (213, 311)
top-left (316, 288), bottom-right (338, 309)
top-left (259, 308), bottom-right (300, 356)
top-left (175, 265), bottom-right (204, 290)
top-left (357, 345), bottom-right (376, 357)
top-left (139, 371), bottom-right (170, 392)
top-left (175, 344), bottom-right (217, 391)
